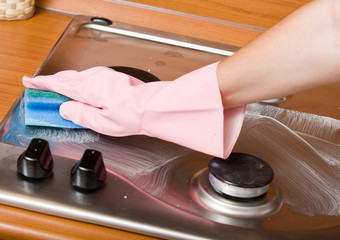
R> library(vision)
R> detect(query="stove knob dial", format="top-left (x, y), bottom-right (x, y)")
top-left (209, 153), bottom-right (274, 199)
top-left (70, 149), bottom-right (107, 191)
top-left (17, 138), bottom-right (54, 179)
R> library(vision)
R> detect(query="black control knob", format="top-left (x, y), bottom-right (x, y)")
top-left (70, 149), bottom-right (107, 191)
top-left (17, 138), bottom-right (54, 179)
top-left (209, 153), bottom-right (274, 198)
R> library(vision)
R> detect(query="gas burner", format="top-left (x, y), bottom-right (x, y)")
top-left (188, 153), bottom-right (280, 222)
top-left (110, 66), bottom-right (160, 83)
top-left (191, 167), bottom-right (280, 219)
top-left (209, 153), bottom-right (274, 198)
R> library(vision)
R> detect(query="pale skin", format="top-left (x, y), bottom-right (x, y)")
top-left (217, 0), bottom-right (340, 109)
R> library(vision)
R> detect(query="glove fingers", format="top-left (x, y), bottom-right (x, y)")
top-left (22, 68), bottom-right (83, 90)
top-left (23, 71), bottom-right (96, 106)
top-left (23, 67), bottom-right (145, 108)
top-left (60, 101), bottom-right (104, 131)
top-left (60, 101), bottom-right (135, 136)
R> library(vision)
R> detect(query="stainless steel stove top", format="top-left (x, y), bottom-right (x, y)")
top-left (0, 15), bottom-right (340, 240)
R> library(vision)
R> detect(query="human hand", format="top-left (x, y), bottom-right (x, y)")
top-left (217, 0), bottom-right (340, 108)
top-left (23, 64), bottom-right (245, 158)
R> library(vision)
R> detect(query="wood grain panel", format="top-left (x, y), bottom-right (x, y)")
top-left (123, 0), bottom-right (311, 28)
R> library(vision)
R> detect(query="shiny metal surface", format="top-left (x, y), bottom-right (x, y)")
top-left (208, 172), bottom-right (270, 198)
top-left (0, 142), bottom-right (224, 240)
top-left (0, 15), bottom-right (340, 239)
top-left (35, 16), bottom-right (233, 78)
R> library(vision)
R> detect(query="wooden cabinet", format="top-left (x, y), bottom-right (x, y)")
top-left (125, 0), bottom-right (311, 28)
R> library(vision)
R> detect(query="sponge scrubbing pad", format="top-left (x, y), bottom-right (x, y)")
top-left (24, 88), bottom-right (83, 128)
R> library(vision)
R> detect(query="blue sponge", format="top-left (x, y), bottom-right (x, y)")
top-left (24, 88), bottom-right (83, 128)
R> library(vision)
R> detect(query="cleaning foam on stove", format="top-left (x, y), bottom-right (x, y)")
top-left (24, 88), bottom-right (83, 128)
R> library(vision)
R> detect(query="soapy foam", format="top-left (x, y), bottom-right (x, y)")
top-left (234, 110), bottom-right (340, 216)
top-left (246, 104), bottom-right (339, 143)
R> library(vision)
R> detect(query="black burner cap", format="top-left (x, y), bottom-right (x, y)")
top-left (209, 153), bottom-right (274, 189)
top-left (110, 66), bottom-right (160, 83)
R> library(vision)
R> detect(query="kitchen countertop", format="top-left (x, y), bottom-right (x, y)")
top-left (121, 0), bottom-right (311, 29)
top-left (0, 8), bottom-right (156, 240)
top-left (0, 1), bottom-right (339, 239)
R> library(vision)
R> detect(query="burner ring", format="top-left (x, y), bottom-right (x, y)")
top-left (190, 168), bottom-right (281, 218)
top-left (208, 172), bottom-right (270, 199)
top-left (110, 66), bottom-right (160, 83)
top-left (209, 153), bottom-right (274, 198)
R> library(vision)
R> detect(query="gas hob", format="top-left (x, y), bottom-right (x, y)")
top-left (0, 15), bottom-right (340, 239)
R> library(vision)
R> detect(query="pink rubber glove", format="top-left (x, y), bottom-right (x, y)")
top-left (23, 63), bottom-right (245, 158)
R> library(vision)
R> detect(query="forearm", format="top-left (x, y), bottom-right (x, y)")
top-left (217, 0), bottom-right (340, 108)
